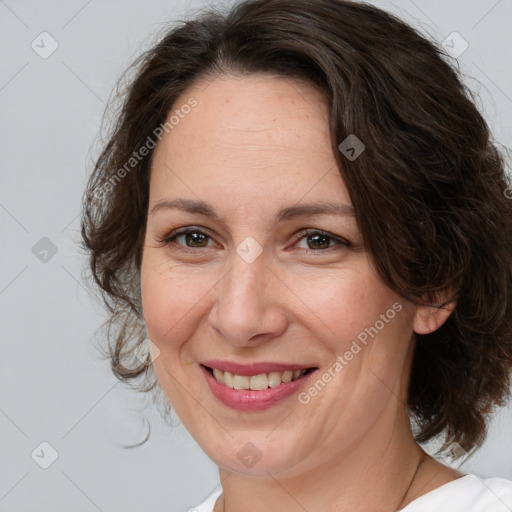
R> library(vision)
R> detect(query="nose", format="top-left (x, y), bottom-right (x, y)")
top-left (207, 248), bottom-right (288, 348)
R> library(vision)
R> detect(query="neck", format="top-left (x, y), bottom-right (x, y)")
top-left (215, 411), bottom-right (431, 512)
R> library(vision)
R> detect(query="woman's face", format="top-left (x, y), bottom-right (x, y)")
top-left (141, 74), bottom-right (423, 477)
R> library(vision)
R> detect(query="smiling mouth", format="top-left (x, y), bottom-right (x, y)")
top-left (201, 364), bottom-right (317, 391)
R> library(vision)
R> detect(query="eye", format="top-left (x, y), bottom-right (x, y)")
top-left (294, 229), bottom-right (351, 252)
top-left (159, 227), bottom-right (352, 253)
top-left (161, 227), bottom-right (216, 249)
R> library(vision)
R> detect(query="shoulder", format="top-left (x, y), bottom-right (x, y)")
top-left (401, 474), bottom-right (512, 512)
top-left (187, 489), bottom-right (223, 512)
top-left (475, 476), bottom-right (512, 508)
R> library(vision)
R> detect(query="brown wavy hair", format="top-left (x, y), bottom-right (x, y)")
top-left (81, 0), bottom-right (512, 453)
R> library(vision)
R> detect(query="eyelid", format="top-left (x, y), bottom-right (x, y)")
top-left (294, 228), bottom-right (349, 242)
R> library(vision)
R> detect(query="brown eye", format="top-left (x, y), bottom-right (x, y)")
top-left (295, 230), bottom-right (350, 251)
top-left (163, 228), bottom-right (214, 248)
top-left (183, 232), bottom-right (209, 247)
top-left (306, 233), bottom-right (332, 250)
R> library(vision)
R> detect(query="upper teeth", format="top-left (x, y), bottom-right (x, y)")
top-left (212, 368), bottom-right (307, 390)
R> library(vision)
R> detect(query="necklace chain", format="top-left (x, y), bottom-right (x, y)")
top-left (396, 454), bottom-right (426, 510)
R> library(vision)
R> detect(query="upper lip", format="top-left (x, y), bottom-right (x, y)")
top-left (201, 360), bottom-right (317, 376)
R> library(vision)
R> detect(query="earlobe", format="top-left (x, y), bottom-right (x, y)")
top-left (413, 301), bottom-right (456, 335)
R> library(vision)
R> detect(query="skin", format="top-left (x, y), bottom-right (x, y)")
top-left (141, 74), bottom-right (460, 511)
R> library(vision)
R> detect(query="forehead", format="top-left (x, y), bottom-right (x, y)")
top-left (181, 73), bottom-right (328, 134)
top-left (149, 74), bottom-right (351, 208)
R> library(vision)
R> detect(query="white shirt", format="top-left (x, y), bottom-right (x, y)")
top-left (190, 474), bottom-right (512, 512)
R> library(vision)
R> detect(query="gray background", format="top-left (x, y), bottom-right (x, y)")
top-left (1, 0), bottom-right (511, 511)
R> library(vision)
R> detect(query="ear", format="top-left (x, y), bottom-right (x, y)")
top-left (413, 298), bottom-right (456, 335)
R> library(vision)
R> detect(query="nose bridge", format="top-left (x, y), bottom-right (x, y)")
top-left (222, 250), bottom-right (267, 320)
top-left (209, 247), bottom-right (283, 345)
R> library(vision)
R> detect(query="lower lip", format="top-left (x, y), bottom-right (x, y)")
top-left (200, 365), bottom-right (316, 411)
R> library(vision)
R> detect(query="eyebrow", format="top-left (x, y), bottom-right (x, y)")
top-left (149, 198), bottom-right (356, 222)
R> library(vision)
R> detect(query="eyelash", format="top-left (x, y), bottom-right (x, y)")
top-left (159, 227), bottom-right (351, 254)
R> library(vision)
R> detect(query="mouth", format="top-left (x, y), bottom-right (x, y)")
top-left (199, 363), bottom-right (318, 411)
top-left (201, 364), bottom-right (317, 390)
top-left (199, 359), bottom-right (319, 412)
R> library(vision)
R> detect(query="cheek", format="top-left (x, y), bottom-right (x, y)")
top-left (286, 265), bottom-right (401, 351)
top-left (140, 256), bottom-right (202, 352)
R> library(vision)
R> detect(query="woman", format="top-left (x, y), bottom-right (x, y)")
top-left (81, 0), bottom-right (512, 510)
